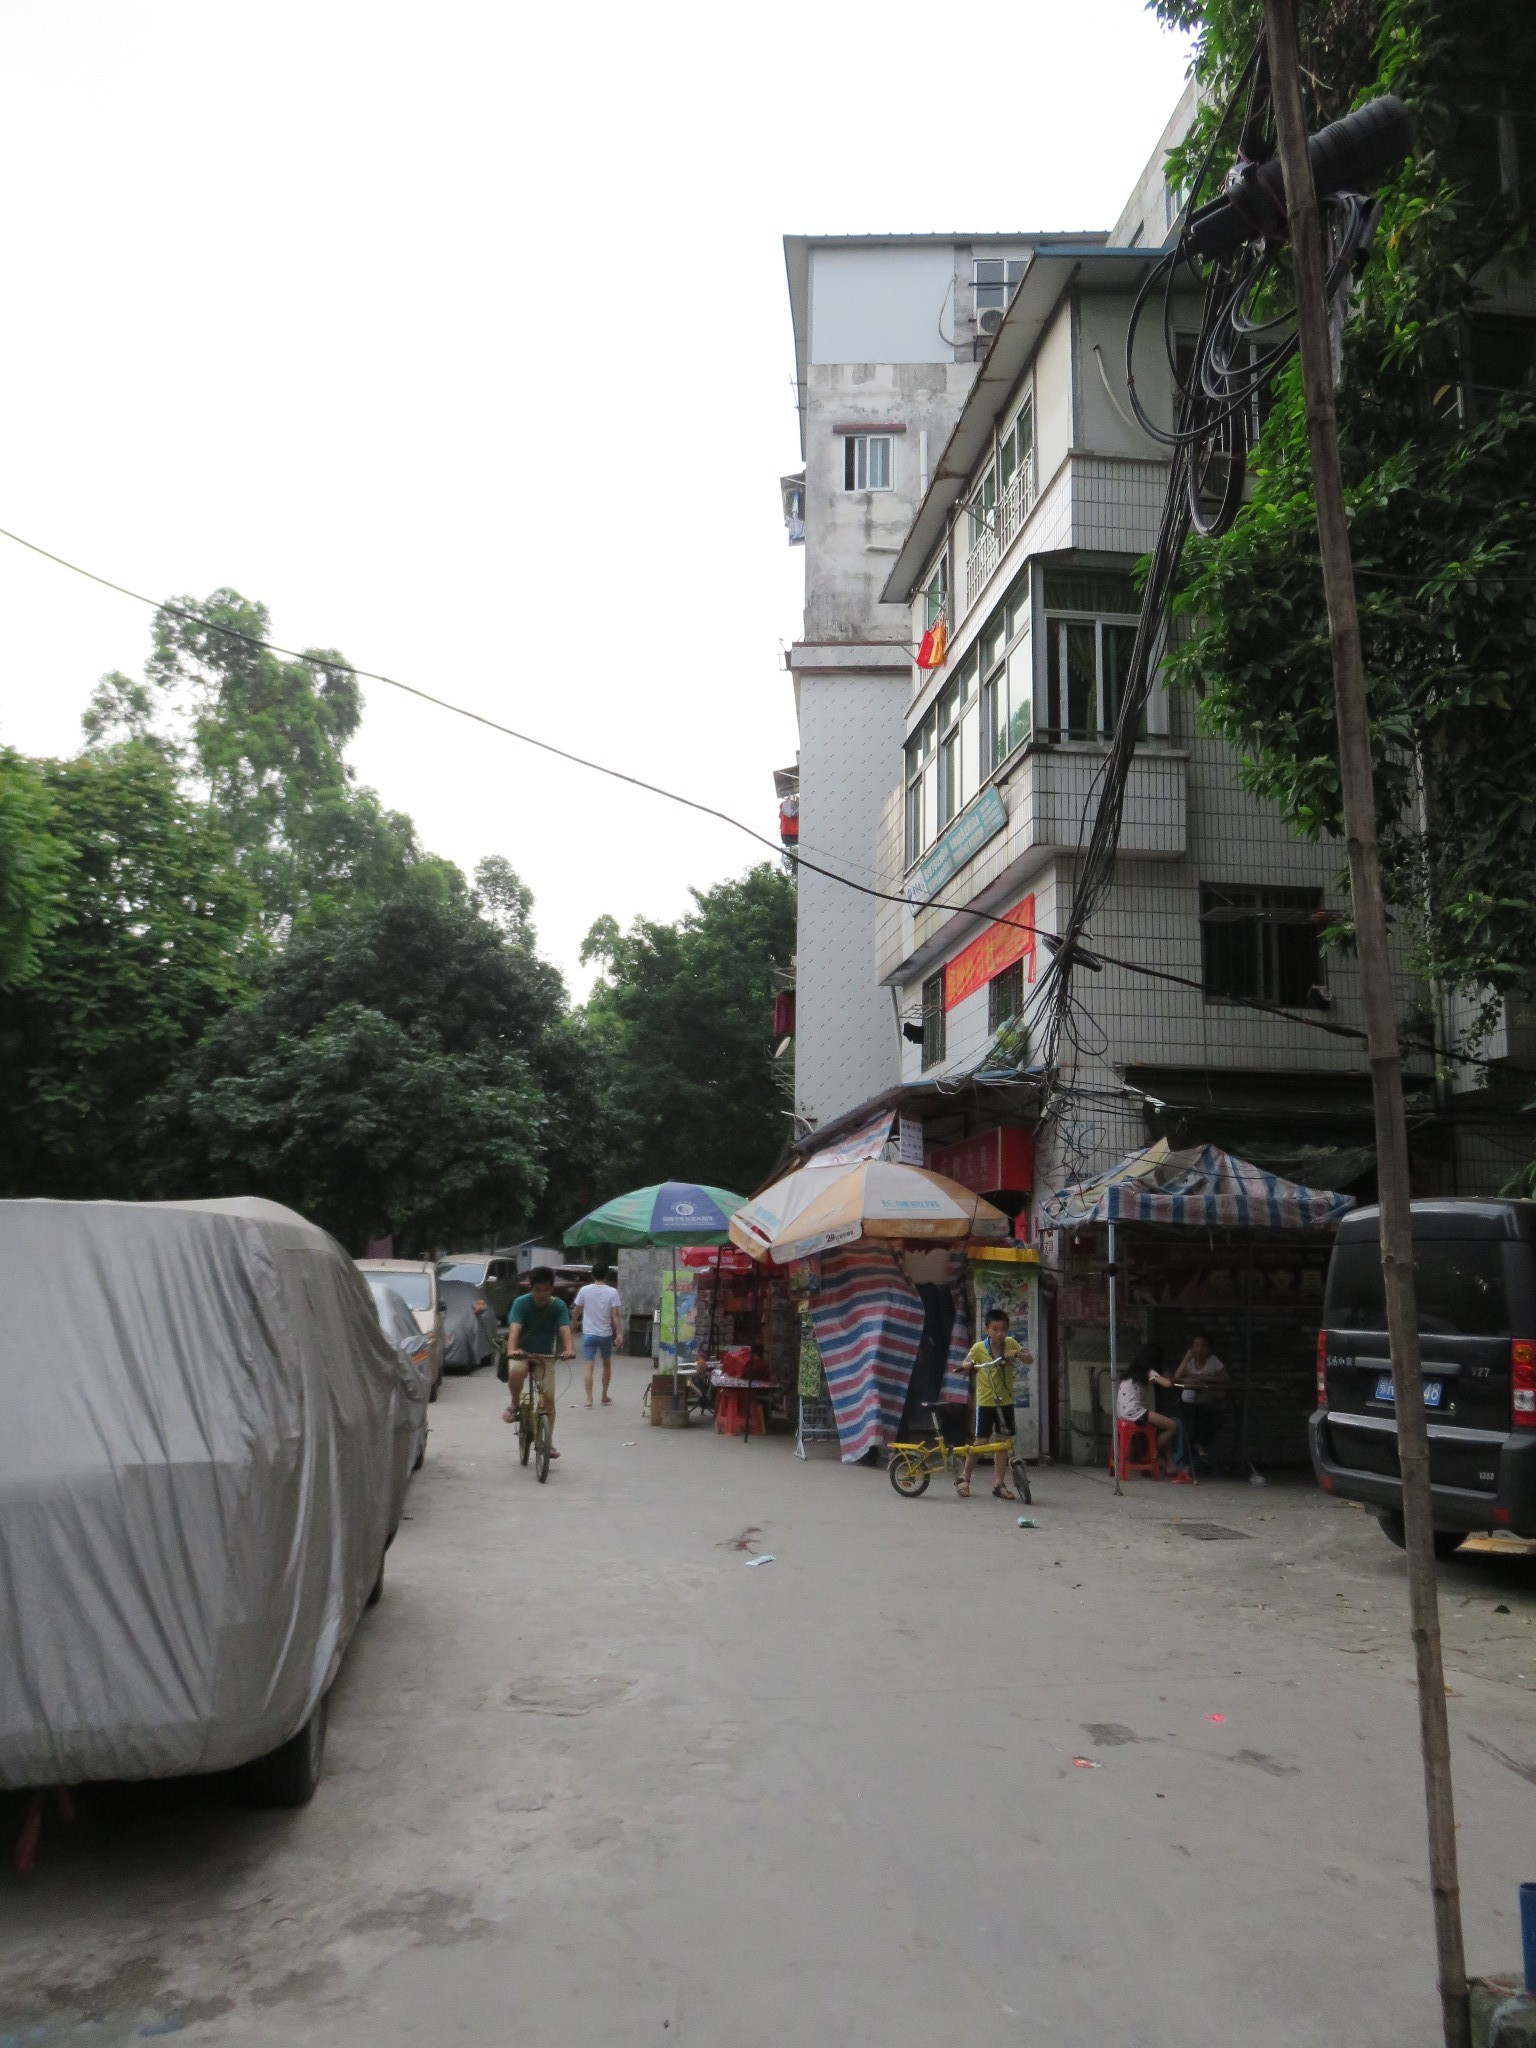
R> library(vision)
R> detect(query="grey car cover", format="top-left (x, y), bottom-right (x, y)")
top-left (0, 1196), bottom-right (414, 1787)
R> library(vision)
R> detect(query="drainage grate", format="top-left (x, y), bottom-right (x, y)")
top-left (1174, 1521), bottom-right (1250, 1541)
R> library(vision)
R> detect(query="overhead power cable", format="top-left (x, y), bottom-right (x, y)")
top-left (0, 519), bottom-right (1522, 1085)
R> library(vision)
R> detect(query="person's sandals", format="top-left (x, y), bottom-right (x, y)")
top-left (956, 1479), bottom-right (971, 1498)
top-left (601, 1396), bottom-right (613, 1405)
top-left (992, 1483), bottom-right (1017, 1501)
top-left (502, 1406), bottom-right (515, 1424)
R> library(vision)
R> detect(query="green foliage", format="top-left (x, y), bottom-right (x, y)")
top-left (580, 865), bottom-right (797, 1204)
top-left (86, 590), bottom-right (420, 927)
top-left (1158, 0), bottom-right (1536, 1008)
top-left (0, 744), bottom-right (260, 1198)
top-left (158, 864), bottom-right (590, 1251)
top-left (0, 747), bottom-right (67, 988)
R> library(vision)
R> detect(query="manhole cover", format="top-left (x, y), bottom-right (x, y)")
top-left (1175, 1522), bottom-right (1250, 1541)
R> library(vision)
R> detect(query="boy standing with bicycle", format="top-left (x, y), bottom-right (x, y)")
top-left (959, 1308), bottom-right (1030, 1501)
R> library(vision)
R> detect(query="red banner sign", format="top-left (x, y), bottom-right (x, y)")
top-left (944, 894), bottom-right (1036, 1012)
top-left (928, 1126), bottom-right (1034, 1195)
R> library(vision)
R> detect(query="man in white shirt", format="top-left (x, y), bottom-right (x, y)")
top-left (574, 1263), bottom-right (623, 1407)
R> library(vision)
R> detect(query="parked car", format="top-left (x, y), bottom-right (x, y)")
top-left (439, 1274), bottom-right (501, 1372)
top-left (1311, 1198), bottom-right (1536, 1550)
top-left (368, 1282), bottom-right (433, 1474)
top-left (357, 1258), bottom-right (445, 1399)
top-left (438, 1252), bottom-right (519, 1321)
top-left (0, 1196), bottom-right (414, 1807)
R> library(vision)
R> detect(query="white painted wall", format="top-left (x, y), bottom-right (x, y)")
top-left (796, 672), bottom-right (907, 1127)
top-left (808, 244), bottom-right (961, 366)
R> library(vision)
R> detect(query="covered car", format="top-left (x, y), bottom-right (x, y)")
top-left (368, 1281), bottom-right (432, 1473)
top-left (438, 1271), bottom-right (501, 1371)
top-left (357, 1260), bottom-right (444, 1399)
top-left (0, 1196), bottom-right (416, 1802)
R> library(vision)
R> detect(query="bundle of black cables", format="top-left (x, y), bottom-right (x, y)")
top-left (1030, 40), bottom-right (1411, 1161)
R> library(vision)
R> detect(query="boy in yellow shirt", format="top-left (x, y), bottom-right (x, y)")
top-left (960, 1308), bottom-right (1031, 1499)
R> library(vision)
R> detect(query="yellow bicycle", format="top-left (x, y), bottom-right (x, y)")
top-left (511, 1352), bottom-right (555, 1482)
top-left (886, 1405), bottom-right (1031, 1503)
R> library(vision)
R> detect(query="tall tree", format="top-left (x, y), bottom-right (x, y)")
top-left (159, 860), bottom-right (588, 1250)
top-left (0, 744), bottom-right (259, 1198)
top-left (85, 589), bottom-right (419, 926)
top-left (0, 747), bottom-right (67, 989)
top-left (580, 864), bottom-right (796, 1200)
top-left (1158, 0), bottom-right (1536, 1026)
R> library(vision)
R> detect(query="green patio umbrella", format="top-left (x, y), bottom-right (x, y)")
top-left (565, 1182), bottom-right (746, 1410)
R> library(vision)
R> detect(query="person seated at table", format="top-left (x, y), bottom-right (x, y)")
top-left (1116, 1343), bottom-right (1178, 1465)
top-left (1174, 1332), bottom-right (1232, 1470)
top-left (959, 1309), bottom-right (1031, 1501)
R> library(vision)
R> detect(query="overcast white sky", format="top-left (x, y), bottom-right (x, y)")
top-left (0, 0), bottom-right (1191, 996)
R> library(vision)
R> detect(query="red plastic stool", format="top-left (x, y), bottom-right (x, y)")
top-left (715, 1388), bottom-right (765, 1437)
top-left (1111, 1416), bottom-right (1163, 1481)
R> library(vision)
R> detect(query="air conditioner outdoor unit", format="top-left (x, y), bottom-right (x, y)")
top-left (977, 306), bottom-right (1005, 339)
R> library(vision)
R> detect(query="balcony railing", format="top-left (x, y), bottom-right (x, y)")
top-left (961, 460), bottom-right (1037, 617)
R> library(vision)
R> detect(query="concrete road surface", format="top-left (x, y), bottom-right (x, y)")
top-left (4, 1354), bottom-right (1534, 2046)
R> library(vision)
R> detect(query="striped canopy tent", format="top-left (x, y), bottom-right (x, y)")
top-left (1042, 1140), bottom-right (1354, 1494)
top-left (1042, 1139), bottom-right (1355, 1232)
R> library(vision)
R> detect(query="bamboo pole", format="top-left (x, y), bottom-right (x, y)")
top-left (1260, 7), bottom-right (1469, 2040)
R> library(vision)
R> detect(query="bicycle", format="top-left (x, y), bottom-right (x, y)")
top-left (886, 1403), bottom-right (1032, 1504)
top-left (510, 1351), bottom-right (556, 1482)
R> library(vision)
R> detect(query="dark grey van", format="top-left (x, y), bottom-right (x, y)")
top-left (1310, 1199), bottom-right (1536, 1551)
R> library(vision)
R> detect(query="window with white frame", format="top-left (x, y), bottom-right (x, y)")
top-left (967, 399), bottom-right (1035, 553)
top-left (973, 256), bottom-right (1029, 320)
top-left (1200, 885), bottom-right (1324, 1007)
top-left (843, 433), bottom-right (893, 491)
top-left (1041, 564), bottom-right (1142, 741)
top-left (904, 566), bottom-right (1034, 868)
top-left (982, 570), bottom-right (1033, 772)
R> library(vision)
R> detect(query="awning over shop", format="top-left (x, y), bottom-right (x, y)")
top-left (1042, 1140), bottom-right (1354, 1232)
top-left (803, 1107), bottom-right (896, 1168)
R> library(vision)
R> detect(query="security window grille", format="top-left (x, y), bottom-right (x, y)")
top-left (921, 971), bottom-right (946, 1069)
top-left (1200, 885), bottom-right (1324, 1007)
top-left (844, 434), bottom-right (893, 491)
top-left (988, 961), bottom-right (1023, 1032)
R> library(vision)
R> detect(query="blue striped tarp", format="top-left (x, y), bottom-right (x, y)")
top-left (1044, 1142), bottom-right (1353, 1231)
top-left (810, 1246), bottom-right (927, 1462)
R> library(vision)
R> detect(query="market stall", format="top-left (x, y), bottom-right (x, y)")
top-left (1041, 1141), bottom-right (1353, 1485)
top-left (730, 1160), bottom-right (1011, 1463)
top-left (564, 1181), bottom-right (744, 1421)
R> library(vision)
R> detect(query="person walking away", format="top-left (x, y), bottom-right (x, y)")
top-left (1173, 1331), bottom-right (1231, 1472)
top-left (960, 1309), bottom-right (1032, 1501)
top-left (574, 1262), bottom-right (623, 1406)
top-left (1116, 1343), bottom-right (1179, 1467)
top-left (504, 1268), bottom-right (575, 1458)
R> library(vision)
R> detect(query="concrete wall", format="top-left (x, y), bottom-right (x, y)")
top-left (1110, 77), bottom-right (1199, 249)
top-left (802, 358), bottom-right (976, 642)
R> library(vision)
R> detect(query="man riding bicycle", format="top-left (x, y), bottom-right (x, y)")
top-left (503, 1267), bottom-right (575, 1461)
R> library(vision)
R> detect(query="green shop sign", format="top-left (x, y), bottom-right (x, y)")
top-left (904, 786), bottom-right (1008, 904)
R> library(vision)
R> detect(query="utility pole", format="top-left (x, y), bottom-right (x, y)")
top-left (1260, 5), bottom-right (1470, 2043)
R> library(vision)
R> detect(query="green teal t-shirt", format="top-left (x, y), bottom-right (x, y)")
top-left (509, 1291), bottom-right (570, 1354)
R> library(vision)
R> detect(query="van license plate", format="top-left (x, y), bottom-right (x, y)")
top-left (1374, 1374), bottom-right (1442, 1407)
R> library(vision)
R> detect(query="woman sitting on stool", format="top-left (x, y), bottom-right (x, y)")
top-left (1115, 1343), bottom-right (1179, 1466)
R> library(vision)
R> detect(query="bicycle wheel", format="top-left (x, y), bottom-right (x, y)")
top-left (534, 1409), bottom-right (551, 1483)
top-left (887, 1451), bottom-right (931, 1498)
top-left (518, 1398), bottom-right (532, 1466)
top-left (1011, 1455), bottom-right (1032, 1506)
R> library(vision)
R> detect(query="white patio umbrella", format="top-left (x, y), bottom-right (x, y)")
top-left (729, 1159), bottom-right (1012, 1266)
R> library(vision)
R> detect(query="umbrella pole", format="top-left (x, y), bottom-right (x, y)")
top-left (1108, 1219), bottom-right (1121, 1497)
top-left (672, 1245), bottom-right (680, 1409)
top-left (1238, 1233), bottom-right (1255, 1474)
